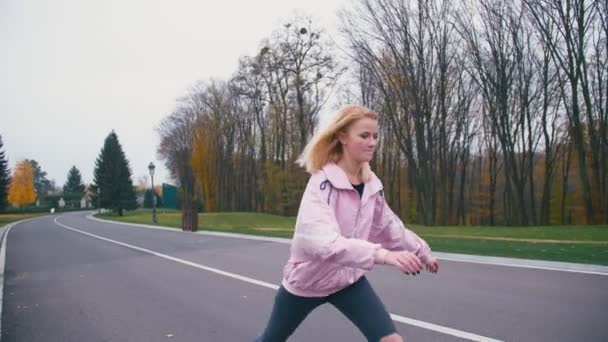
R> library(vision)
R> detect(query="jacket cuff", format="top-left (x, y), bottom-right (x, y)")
top-left (374, 248), bottom-right (390, 264)
top-left (416, 244), bottom-right (432, 263)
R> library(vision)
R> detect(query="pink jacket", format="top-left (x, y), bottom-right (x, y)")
top-left (281, 162), bottom-right (432, 297)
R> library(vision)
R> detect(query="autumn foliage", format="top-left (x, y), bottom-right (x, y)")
top-left (8, 160), bottom-right (36, 207)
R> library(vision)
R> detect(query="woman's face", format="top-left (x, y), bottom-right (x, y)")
top-left (338, 117), bottom-right (379, 164)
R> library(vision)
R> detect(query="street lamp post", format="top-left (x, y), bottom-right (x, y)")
top-left (148, 162), bottom-right (158, 224)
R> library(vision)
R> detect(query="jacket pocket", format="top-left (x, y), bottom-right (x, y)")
top-left (284, 260), bottom-right (348, 292)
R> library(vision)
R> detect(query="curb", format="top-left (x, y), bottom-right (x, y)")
top-left (0, 216), bottom-right (50, 340)
top-left (432, 251), bottom-right (608, 276)
top-left (86, 213), bottom-right (608, 276)
top-left (86, 214), bottom-right (292, 244)
top-left (0, 222), bottom-right (17, 340)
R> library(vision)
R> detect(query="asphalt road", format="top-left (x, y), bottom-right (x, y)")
top-left (1, 211), bottom-right (607, 342)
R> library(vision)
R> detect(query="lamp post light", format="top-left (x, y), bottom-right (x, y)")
top-left (148, 162), bottom-right (158, 224)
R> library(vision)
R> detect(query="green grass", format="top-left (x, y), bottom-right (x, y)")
top-left (102, 209), bottom-right (296, 237)
top-left (0, 213), bottom-right (46, 226)
top-left (425, 237), bottom-right (608, 265)
top-left (409, 225), bottom-right (608, 242)
top-left (99, 209), bottom-right (608, 265)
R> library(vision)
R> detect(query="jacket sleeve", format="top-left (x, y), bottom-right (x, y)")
top-left (369, 194), bottom-right (432, 262)
top-left (291, 178), bottom-right (384, 270)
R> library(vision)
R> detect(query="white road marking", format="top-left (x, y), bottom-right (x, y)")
top-left (87, 214), bottom-right (608, 276)
top-left (0, 222), bottom-right (19, 337)
top-left (55, 216), bottom-right (503, 342)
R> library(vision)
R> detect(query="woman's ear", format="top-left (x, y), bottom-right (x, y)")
top-left (337, 130), bottom-right (348, 145)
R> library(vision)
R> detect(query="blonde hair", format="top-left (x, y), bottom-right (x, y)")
top-left (297, 105), bottom-right (378, 182)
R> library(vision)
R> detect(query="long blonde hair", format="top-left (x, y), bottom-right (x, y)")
top-left (297, 105), bottom-right (378, 182)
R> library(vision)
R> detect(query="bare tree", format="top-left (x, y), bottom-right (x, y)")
top-left (452, 67), bottom-right (479, 225)
top-left (274, 16), bottom-right (343, 151)
top-left (231, 56), bottom-right (271, 211)
top-left (157, 94), bottom-right (200, 231)
top-left (456, 0), bottom-right (542, 225)
top-left (234, 15), bottom-right (344, 214)
top-left (524, 0), bottom-right (605, 223)
top-left (533, 23), bottom-right (566, 224)
top-left (592, 0), bottom-right (607, 222)
top-left (341, 0), bottom-right (473, 225)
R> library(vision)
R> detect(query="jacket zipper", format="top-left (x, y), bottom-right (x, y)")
top-left (352, 189), bottom-right (382, 238)
top-left (352, 192), bottom-right (361, 238)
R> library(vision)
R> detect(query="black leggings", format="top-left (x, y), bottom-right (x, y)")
top-left (257, 276), bottom-right (397, 342)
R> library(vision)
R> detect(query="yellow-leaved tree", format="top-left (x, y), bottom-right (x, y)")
top-left (192, 121), bottom-right (218, 212)
top-left (8, 160), bottom-right (36, 208)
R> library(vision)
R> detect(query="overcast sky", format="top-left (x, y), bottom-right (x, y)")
top-left (0, 0), bottom-right (348, 188)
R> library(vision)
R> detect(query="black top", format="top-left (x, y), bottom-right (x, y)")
top-left (352, 183), bottom-right (364, 198)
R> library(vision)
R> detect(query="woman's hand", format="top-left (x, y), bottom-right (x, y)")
top-left (384, 251), bottom-right (422, 275)
top-left (421, 255), bottom-right (439, 273)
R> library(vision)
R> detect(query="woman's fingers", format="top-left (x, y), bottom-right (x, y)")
top-left (407, 259), bottom-right (421, 274)
top-left (392, 255), bottom-right (409, 273)
top-left (396, 258), bottom-right (412, 273)
top-left (426, 261), bottom-right (438, 273)
top-left (406, 253), bottom-right (422, 271)
top-left (386, 251), bottom-right (425, 275)
top-left (397, 252), bottom-right (421, 274)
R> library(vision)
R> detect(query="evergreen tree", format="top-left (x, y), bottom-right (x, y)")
top-left (63, 166), bottom-right (86, 195)
top-left (25, 159), bottom-right (51, 198)
top-left (89, 183), bottom-right (100, 209)
top-left (63, 166), bottom-right (86, 208)
top-left (92, 131), bottom-right (137, 215)
top-left (0, 135), bottom-right (10, 211)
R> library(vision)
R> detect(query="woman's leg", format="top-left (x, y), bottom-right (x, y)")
top-left (328, 277), bottom-right (399, 342)
top-left (257, 286), bottom-right (325, 342)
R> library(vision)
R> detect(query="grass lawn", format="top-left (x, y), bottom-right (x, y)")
top-left (101, 209), bottom-right (296, 237)
top-left (0, 213), bottom-right (46, 226)
top-left (99, 209), bottom-right (608, 265)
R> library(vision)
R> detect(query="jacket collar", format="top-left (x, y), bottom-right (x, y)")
top-left (321, 162), bottom-right (383, 204)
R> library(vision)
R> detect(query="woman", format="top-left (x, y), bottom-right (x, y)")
top-left (256, 105), bottom-right (439, 342)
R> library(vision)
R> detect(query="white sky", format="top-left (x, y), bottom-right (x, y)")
top-left (0, 0), bottom-right (348, 188)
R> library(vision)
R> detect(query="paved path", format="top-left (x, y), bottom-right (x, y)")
top-left (1, 212), bottom-right (607, 341)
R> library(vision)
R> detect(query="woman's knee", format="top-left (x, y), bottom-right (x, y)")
top-left (379, 333), bottom-right (404, 342)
